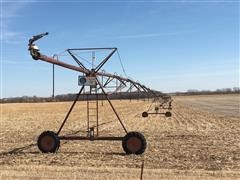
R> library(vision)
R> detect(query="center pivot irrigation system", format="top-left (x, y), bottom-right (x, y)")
top-left (28, 32), bottom-right (172, 155)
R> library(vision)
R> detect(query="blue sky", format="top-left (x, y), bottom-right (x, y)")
top-left (1, 1), bottom-right (239, 97)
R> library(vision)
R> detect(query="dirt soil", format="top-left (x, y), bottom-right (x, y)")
top-left (0, 94), bottom-right (240, 179)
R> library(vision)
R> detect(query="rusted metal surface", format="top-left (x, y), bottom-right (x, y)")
top-left (28, 32), bottom-right (172, 110)
top-left (59, 136), bottom-right (123, 141)
top-left (28, 33), bottom-right (158, 97)
top-left (35, 53), bottom-right (156, 98)
top-left (39, 55), bottom-right (90, 74)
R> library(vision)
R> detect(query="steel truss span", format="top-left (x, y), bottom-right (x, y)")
top-left (28, 32), bottom-right (172, 155)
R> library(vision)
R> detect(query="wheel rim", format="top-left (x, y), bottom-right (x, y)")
top-left (142, 112), bottom-right (148, 117)
top-left (166, 112), bottom-right (171, 117)
top-left (40, 135), bottom-right (55, 152)
top-left (126, 137), bottom-right (142, 153)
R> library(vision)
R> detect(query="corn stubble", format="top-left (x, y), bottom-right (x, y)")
top-left (0, 94), bottom-right (239, 179)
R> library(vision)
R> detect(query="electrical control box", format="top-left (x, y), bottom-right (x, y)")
top-left (78, 76), bottom-right (96, 86)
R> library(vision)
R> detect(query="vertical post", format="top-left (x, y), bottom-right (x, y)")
top-left (140, 160), bottom-right (144, 180)
top-left (96, 93), bottom-right (99, 136)
top-left (116, 79), bottom-right (118, 94)
top-left (101, 74), bottom-right (104, 106)
top-left (130, 83), bottom-right (132, 102)
top-left (148, 91), bottom-right (150, 102)
top-left (52, 63), bottom-right (55, 99)
top-left (87, 94), bottom-right (89, 132)
top-left (138, 89), bottom-right (140, 101)
top-left (119, 81), bottom-right (122, 101)
top-left (52, 54), bottom-right (57, 100)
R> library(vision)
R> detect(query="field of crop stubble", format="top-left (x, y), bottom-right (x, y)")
top-left (0, 94), bottom-right (239, 179)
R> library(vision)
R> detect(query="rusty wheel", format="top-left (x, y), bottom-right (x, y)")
top-left (37, 131), bottom-right (60, 153)
top-left (122, 132), bottom-right (147, 155)
top-left (165, 111), bottom-right (172, 117)
top-left (142, 111), bottom-right (148, 118)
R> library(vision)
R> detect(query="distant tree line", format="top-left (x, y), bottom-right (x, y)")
top-left (0, 91), bottom-right (158, 104)
top-left (1, 87), bottom-right (239, 103)
top-left (171, 87), bottom-right (240, 96)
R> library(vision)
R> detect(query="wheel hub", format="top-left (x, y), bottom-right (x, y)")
top-left (40, 135), bottom-right (55, 152)
top-left (126, 137), bottom-right (142, 153)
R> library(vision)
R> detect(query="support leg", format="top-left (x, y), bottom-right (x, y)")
top-left (57, 86), bottom-right (85, 135)
top-left (96, 78), bottom-right (128, 134)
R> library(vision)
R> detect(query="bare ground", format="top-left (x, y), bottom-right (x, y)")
top-left (174, 94), bottom-right (240, 117)
top-left (0, 94), bottom-right (240, 179)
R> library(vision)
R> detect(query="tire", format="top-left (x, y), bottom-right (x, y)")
top-left (142, 111), bottom-right (148, 118)
top-left (122, 132), bottom-right (147, 155)
top-left (37, 131), bottom-right (60, 153)
top-left (165, 111), bottom-right (172, 117)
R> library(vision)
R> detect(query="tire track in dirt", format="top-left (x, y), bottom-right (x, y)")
top-left (174, 95), bottom-right (236, 130)
top-left (174, 103), bottom-right (224, 131)
top-left (174, 103), bottom-right (204, 130)
top-left (171, 109), bottom-right (198, 131)
top-left (174, 107), bottom-right (213, 131)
